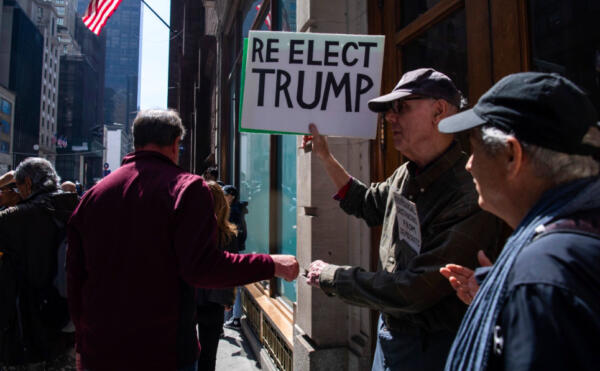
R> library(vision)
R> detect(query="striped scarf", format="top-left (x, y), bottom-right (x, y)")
top-left (445, 176), bottom-right (600, 370)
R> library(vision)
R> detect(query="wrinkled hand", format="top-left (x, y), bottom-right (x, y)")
top-left (272, 254), bottom-right (300, 282)
top-left (439, 250), bottom-right (492, 305)
top-left (308, 124), bottom-right (331, 160)
top-left (305, 260), bottom-right (328, 288)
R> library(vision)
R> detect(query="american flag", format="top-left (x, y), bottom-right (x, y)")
top-left (82, 0), bottom-right (123, 35)
top-left (255, 4), bottom-right (272, 30)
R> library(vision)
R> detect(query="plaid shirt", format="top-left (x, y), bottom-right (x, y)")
top-left (320, 142), bottom-right (504, 333)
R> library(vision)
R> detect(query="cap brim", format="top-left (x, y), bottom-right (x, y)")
top-left (368, 90), bottom-right (414, 112)
top-left (438, 109), bottom-right (487, 134)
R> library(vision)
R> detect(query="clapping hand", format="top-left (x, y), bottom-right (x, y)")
top-left (440, 251), bottom-right (492, 305)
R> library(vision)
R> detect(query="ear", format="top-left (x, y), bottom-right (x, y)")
top-left (172, 137), bottom-right (179, 154)
top-left (432, 99), bottom-right (449, 126)
top-left (505, 137), bottom-right (524, 179)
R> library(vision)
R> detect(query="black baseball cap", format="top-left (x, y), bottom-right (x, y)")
top-left (223, 185), bottom-right (238, 198)
top-left (438, 72), bottom-right (600, 156)
top-left (368, 68), bottom-right (463, 112)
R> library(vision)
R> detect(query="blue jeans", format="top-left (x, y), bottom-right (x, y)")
top-left (371, 315), bottom-right (455, 371)
top-left (178, 360), bottom-right (198, 371)
top-left (224, 287), bottom-right (243, 322)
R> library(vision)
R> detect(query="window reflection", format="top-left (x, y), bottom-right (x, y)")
top-left (239, 132), bottom-right (270, 255)
top-left (277, 134), bottom-right (297, 303)
top-left (401, 0), bottom-right (442, 28)
top-left (401, 9), bottom-right (468, 97)
top-left (528, 0), bottom-right (600, 113)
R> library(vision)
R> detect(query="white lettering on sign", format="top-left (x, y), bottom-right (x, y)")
top-left (241, 31), bottom-right (385, 139)
top-left (393, 192), bottom-right (421, 254)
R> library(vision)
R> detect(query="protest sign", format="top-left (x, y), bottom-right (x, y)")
top-left (240, 31), bottom-right (384, 139)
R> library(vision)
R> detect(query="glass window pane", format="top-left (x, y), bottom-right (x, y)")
top-left (277, 0), bottom-right (296, 31)
top-left (1, 100), bottom-right (11, 115)
top-left (276, 135), bottom-right (297, 302)
top-left (240, 132), bottom-right (270, 255)
top-left (401, 8), bottom-right (468, 98)
top-left (528, 0), bottom-right (600, 114)
top-left (401, 0), bottom-right (442, 28)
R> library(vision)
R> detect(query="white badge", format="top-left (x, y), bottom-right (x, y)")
top-left (393, 192), bottom-right (422, 254)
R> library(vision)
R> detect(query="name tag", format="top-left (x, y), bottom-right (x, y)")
top-left (393, 192), bottom-right (421, 254)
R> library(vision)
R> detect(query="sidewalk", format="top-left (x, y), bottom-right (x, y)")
top-left (215, 327), bottom-right (261, 370)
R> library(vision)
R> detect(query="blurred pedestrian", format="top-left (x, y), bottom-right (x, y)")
top-left (196, 182), bottom-right (239, 371)
top-left (202, 167), bottom-right (219, 182)
top-left (222, 185), bottom-right (247, 330)
top-left (66, 109), bottom-right (299, 371)
top-left (61, 181), bottom-right (77, 194)
top-left (0, 158), bottom-right (79, 369)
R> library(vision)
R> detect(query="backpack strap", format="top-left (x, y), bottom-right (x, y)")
top-left (534, 209), bottom-right (600, 240)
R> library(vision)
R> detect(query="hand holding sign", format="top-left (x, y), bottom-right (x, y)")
top-left (307, 123), bottom-right (331, 160)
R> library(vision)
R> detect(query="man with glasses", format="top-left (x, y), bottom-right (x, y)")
top-left (305, 68), bottom-right (504, 370)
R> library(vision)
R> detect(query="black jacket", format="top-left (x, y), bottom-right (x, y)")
top-left (0, 190), bottom-right (78, 365)
top-left (488, 209), bottom-right (600, 370)
top-left (229, 201), bottom-right (247, 252)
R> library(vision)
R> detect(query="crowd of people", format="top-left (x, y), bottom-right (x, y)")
top-left (0, 110), bottom-right (299, 371)
top-left (0, 69), bottom-right (598, 371)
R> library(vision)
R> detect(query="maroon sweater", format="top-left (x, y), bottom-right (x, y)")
top-left (66, 151), bottom-right (274, 370)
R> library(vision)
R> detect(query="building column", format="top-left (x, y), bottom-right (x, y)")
top-left (295, 1), bottom-right (373, 370)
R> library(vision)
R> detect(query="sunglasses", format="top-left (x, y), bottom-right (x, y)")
top-left (387, 96), bottom-right (428, 114)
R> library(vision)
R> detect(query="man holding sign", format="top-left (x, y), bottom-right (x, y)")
top-left (306, 68), bottom-right (504, 370)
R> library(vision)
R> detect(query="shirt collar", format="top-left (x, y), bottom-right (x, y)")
top-left (407, 141), bottom-right (464, 190)
top-left (122, 150), bottom-right (177, 167)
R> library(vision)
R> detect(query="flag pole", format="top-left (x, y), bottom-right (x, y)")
top-left (140, 0), bottom-right (175, 33)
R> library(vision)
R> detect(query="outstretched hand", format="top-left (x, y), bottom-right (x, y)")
top-left (305, 260), bottom-right (328, 288)
top-left (440, 251), bottom-right (492, 305)
top-left (272, 254), bottom-right (300, 282)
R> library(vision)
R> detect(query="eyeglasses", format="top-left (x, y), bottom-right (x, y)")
top-left (387, 96), bottom-right (428, 114)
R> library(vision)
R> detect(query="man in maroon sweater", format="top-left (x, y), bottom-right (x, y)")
top-left (66, 109), bottom-right (299, 371)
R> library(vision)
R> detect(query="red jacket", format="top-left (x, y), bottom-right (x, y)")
top-left (66, 151), bottom-right (274, 370)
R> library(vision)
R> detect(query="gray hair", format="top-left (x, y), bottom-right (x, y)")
top-left (479, 125), bottom-right (600, 185)
top-left (132, 109), bottom-right (186, 149)
top-left (15, 157), bottom-right (61, 193)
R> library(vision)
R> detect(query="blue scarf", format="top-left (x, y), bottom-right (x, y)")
top-left (445, 176), bottom-right (600, 370)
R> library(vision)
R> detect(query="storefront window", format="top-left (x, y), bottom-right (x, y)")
top-left (240, 133), bottom-right (270, 255)
top-left (276, 135), bottom-right (297, 302)
top-left (278, 0), bottom-right (297, 31)
top-left (401, 0), bottom-right (442, 28)
top-left (401, 8), bottom-right (468, 98)
top-left (528, 0), bottom-right (600, 114)
top-left (237, 0), bottom-right (298, 301)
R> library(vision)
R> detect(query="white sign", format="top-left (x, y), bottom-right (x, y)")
top-left (241, 31), bottom-right (385, 139)
top-left (393, 192), bottom-right (421, 254)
